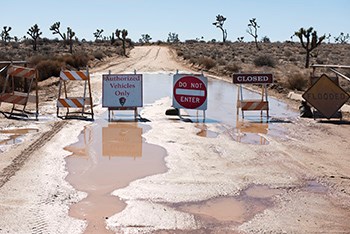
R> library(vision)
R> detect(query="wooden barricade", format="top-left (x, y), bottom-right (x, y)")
top-left (233, 73), bottom-right (273, 119)
top-left (0, 65), bottom-right (39, 119)
top-left (56, 69), bottom-right (94, 120)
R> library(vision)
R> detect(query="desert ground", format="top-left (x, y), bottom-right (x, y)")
top-left (0, 46), bottom-right (349, 234)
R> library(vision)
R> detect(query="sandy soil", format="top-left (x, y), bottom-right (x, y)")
top-left (0, 46), bottom-right (349, 234)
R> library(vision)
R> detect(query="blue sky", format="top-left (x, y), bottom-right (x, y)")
top-left (0, 0), bottom-right (349, 42)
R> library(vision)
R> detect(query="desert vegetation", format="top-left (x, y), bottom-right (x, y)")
top-left (0, 19), bottom-right (350, 97)
top-left (171, 41), bottom-right (350, 93)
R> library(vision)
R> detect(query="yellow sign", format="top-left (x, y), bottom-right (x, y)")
top-left (302, 74), bottom-right (350, 119)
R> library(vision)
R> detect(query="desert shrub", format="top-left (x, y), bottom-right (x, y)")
top-left (253, 55), bottom-right (276, 67)
top-left (287, 73), bottom-right (308, 91)
top-left (217, 58), bottom-right (226, 66)
top-left (284, 50), bottom-right (293, 57)
top-left (61, 52), bottom-right (91, 68)
top-left (198, 56), bottom-right (216, 70)
top-left (224, 63), bottom-right (241, 73)
top-left (176, 50), bottom-right (184, 57)
top-left (92, 50), bottom-right (104, 60)
top-left (36, 60), bottom-right (62, 81)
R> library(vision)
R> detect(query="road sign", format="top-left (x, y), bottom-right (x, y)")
top-left (173, 74), bottom-right (208, 110)
top-left (102, 74), bottom-right (143, 108)
top-left (302, 74), bottom-right (350, 119)
top-left (232, 73), bottom-right (273, 84)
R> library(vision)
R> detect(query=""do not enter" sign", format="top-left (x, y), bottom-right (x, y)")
top-left (173, 74), bottom-right (208, 110)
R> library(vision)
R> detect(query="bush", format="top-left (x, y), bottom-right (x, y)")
top-left (198, 56), bottom-right (216, 70)
top-left (93, 51), bottom-right (104, 60)
top-left (224, 63), bottom-right (241, 73)
top-left (36, 60), bottom-right (62, 81)
top-left (287, 73), bottom-right (308, 91)
top-left (253, 55), bottom-right (276, 67)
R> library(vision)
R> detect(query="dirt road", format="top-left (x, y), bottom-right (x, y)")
top-left (0, 46), bottom-right (349, 234)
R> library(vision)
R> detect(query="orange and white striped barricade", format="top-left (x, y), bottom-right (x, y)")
top-left (56, 69), bottom-right (94, 120)
top-left (0, 65), bottom-right (39, 119)
top-left (233, 73), bottom-right (273, 119)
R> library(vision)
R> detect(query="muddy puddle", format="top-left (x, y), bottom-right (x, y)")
top-left (170, 181), bottom-right (328, 228)
top-left (0, 128), bottom-right (39, 151)
top-left (173, 185), bottom-right (281, 226)
top-left (65, 121), bottom-right (167, 233)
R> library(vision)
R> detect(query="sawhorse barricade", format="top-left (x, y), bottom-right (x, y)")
top-left (57, 69), bottom-right (94, 120)
top-left (233, 73), bottom-right (273, 119)
top-left (0, 65), bottom-right (39, 120)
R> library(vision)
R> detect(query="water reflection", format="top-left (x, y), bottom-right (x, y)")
top-left (195, 123), bottom-right (218, 138)
top-left (102, 123), bottom-right (142, 158)
top-left (236, 120), bottom-right (269, 145)
top-left (0, 128), bottom-right (39, 146)
top-left (65, 121), bottom-right (167, 234)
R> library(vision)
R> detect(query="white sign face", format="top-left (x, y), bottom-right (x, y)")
top-left (102, 74), bottom-right (143, 108)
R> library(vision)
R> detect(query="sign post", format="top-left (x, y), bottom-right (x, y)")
top-left (102, 73), bottom-right (143, 121)
top-left (172, 73), bottom-right (208, 120)
top-left (232, 73), bottom-right (273, 119)
top-left (302, 74), bottom-right (349, 119)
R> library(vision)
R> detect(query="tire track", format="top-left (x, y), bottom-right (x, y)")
top-left (0, 121), bottom-right (67, 189)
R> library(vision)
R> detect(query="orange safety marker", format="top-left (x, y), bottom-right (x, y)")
top-left (56, 68), bottom-right (94, 120)
top-left (0, 64), bottom-right (39, 120)
top-left (233, 73), bottom-right (273, 119)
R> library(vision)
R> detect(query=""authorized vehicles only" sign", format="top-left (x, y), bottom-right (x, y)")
top-left (102, 74), bottom-right (143, 108)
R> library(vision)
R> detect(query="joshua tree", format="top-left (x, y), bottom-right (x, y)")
top-left (237, 37), bottom-right (244, 42)
top-left (1, 26), bottom-right (12, 45)
top-left (50, 22), bottom-right (66, 43)
top-left (247, 18), bottom-right (260, 50)
top-left (50, 22), bottom-right (76, 53)
top-left (139, 34), bottom-right (152, 44)
top-left (67, 27), bottom-right (75, 53)
top-left (116, 29), bottom-right (128, 56)
top-left (212, 14), bottom-right (227, 43)
top-left (167, 32), bottom-right (179, 43)
top-left (334, 32), bottom-right (349, 44)
top-left (93, 29), bottom-right (104, 42)
top-left (109, 33), bottom-right (116, 45)
top-left (27, 24), bottom-right (42, 51)
top-left (294, 27), bottom-right (325, 68)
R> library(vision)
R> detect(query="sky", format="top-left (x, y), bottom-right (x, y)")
top-left (0, 0), bottom-right (349, 43)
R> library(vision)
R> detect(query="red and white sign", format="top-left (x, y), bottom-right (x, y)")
top-left (173, 74), bottom-right (208, 110)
